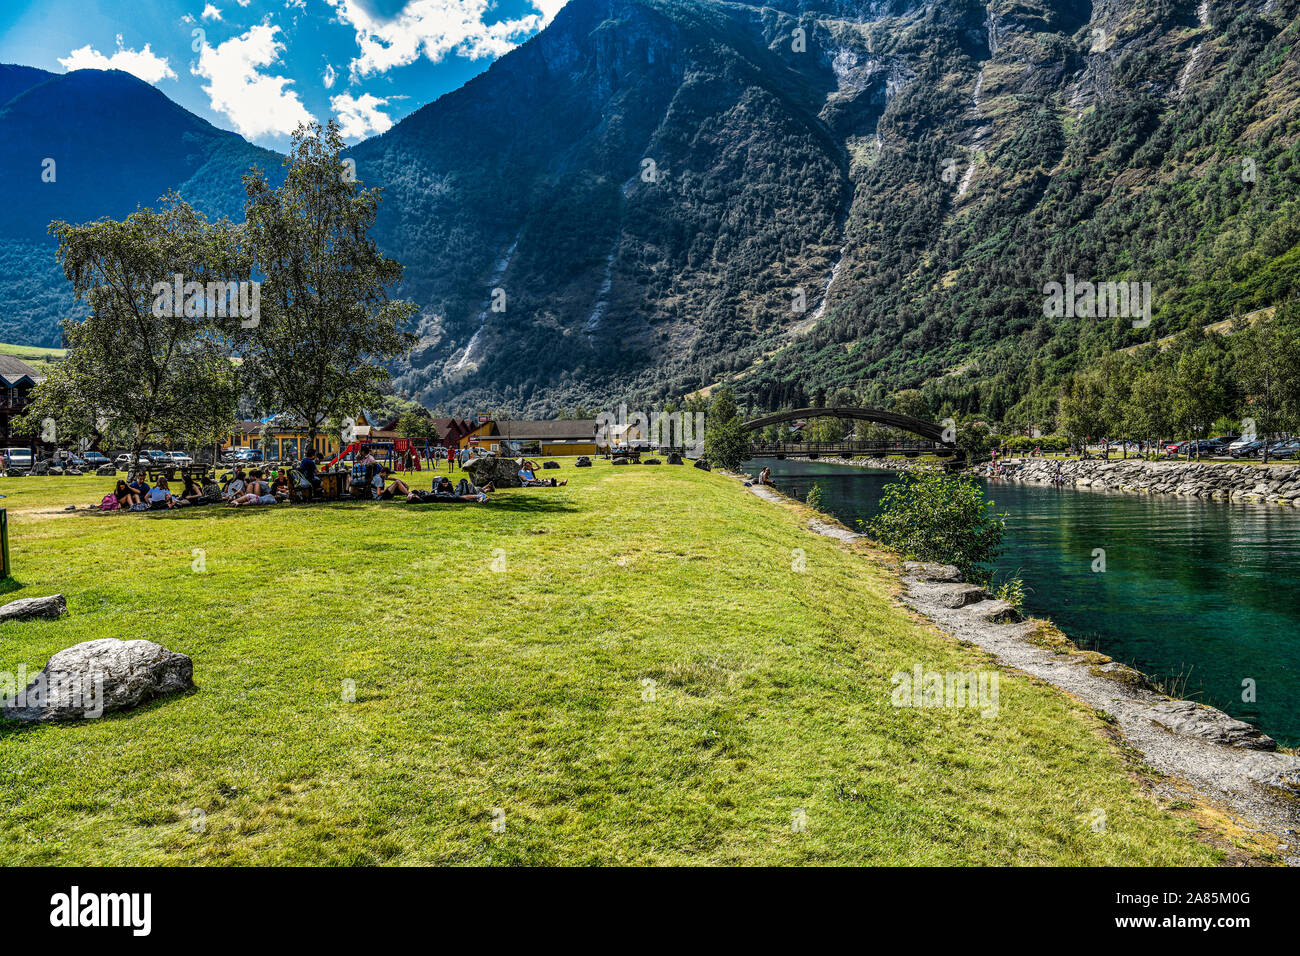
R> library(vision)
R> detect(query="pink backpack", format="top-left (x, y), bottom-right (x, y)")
top-left (100, 494), bottom-right (120, 511)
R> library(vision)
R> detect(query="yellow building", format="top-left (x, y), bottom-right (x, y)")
top-left (223, 419), bottom-right (340, 461)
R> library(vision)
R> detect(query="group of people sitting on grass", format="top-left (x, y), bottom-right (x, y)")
top-left (103, 451), bottom-right (571, 512)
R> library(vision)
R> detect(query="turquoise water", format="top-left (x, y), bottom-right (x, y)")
top-left (750, 458), bottom-right (1300, 746)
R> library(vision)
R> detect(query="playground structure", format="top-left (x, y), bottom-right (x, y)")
top-left (323, 438), bottom-right (452, 474)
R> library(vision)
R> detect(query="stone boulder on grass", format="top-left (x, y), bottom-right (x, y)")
top-left (2, 638), bottom-right (195, 722)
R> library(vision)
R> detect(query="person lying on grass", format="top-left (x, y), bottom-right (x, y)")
top-left (229, 470), bottom-right (277, 506)
top-left (372, 466), bottom-right (411, 500)
top-left (517, 461), bottom-right (566, 487)
top-left (406, 476), bottom-right (488, 503)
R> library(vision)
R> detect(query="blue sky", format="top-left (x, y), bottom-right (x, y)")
top-left (0, 0), bottom-right (567, 147)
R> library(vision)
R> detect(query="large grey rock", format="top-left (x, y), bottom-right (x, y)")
top-left (574, 456), bottom-right (592, 467)
top-left (963, 599), bottom-right (1023, 624)
top-left (1149, 700), bottom-right (1276, 751)
top-left (903, 562), bottom-right (963, 583)
top-left (1, 638), bottom-right (194, 722)
top-left (927, 583), bottom-right (989, 609)
top-left (96, 464), bottom-right (117, 476)
top-left (667, 453), bottom-right (683, 465)
top-left (0, 594), bottom-right (67, 622)
top-left (693, 459), bottom-right (711, 471)
top-left (461, 455), bottom-right (523, 488)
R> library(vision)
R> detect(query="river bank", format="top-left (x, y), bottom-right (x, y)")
top-left (741, 474), bottom-right (1300, 864)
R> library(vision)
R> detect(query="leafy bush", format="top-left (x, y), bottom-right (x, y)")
top-left (1000, 435), bottom-right (1070, 453)
top-left (862, 470), bottom-right (1006, 581)
top-left (805, 483), bottom-right (823, 510)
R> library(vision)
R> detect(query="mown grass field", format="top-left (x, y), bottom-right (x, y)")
top-left (0, 461), bottom-right (1221, 865)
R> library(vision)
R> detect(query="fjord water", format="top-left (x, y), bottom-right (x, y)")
top-left (751, 459), bottom-right (1300, 746)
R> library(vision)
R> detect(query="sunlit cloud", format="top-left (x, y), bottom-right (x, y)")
top-left (58, 36), bottom-right (177, 84)
top-left (192, 23), bottom-right (317, 139)
top-left (331, 91), bottom-right (393, 139)
top-left (325, 0), bottom-right (563, 79)
top-left (201, 4), bottom-right (223, 21)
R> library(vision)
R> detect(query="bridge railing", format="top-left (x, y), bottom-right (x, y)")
top-left (747, 440), bottom-right (957, 457)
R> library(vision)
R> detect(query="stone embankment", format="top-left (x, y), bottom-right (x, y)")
top-left (985, 456), bottom-right (1300, 504)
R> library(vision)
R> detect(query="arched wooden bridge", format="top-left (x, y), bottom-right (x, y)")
top-left (743, 406), bottom-right (960, 460)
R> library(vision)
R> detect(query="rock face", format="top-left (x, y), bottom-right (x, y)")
top-left (461, 455), bottom-right (523, 488)
top-left (2, 638), bottom-right (195, 722)
top-left (1149, 700), bottom-right (1277, 751)
top-left (0, 594), bottom-right (67, 622)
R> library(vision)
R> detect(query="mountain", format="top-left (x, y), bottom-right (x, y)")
top-left (349, 0), bottom-right (1300, 418)
top-left (3, 0), bottom-right (1300, 423)
top-left (0, 67), bottom-right (281, 345)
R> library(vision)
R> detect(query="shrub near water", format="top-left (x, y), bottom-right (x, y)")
top-left (864, 470), bottom-right (1006, 582)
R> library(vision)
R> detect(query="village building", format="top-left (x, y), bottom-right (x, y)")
top-left (0, 355), bottom-right (44, 451)
top-left (459, 419), bottom-right (599, 457)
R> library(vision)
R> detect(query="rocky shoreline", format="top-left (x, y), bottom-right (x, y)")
top-left (978, 456), bottom-right (1300, 504)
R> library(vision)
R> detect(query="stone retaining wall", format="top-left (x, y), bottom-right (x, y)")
top-left (984, 457), bottom-right (1300, 504)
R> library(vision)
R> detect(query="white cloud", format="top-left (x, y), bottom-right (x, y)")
top-left (201, 4), bottom-right (223, 21)
top-left (192, 24), bottom-right (317, 139)
top-left (326, 0), bottom-right (562, 79)
top-left (58, 36), bottom-right (177, 84)
top-left (323, 62), bottom-right (337, 89)
top-left (331, 91), bottom-right (393, 139)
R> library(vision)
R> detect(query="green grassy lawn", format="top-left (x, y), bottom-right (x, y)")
top-left (0, 461), bottom-right (1222, 865)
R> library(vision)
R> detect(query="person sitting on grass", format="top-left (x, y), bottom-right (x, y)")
top-left (146, 476), bottom-right (180, 510)
top-left (179, 474), bottom-right (209, 506)
top-left (127, 473), bottom-right (151, 501)
top-left (221, 467), bottom-right (247, 502)
top-left (517, 460), bottom-right (566, 487)
top-left (297, 451), bottom-right (322, 494)
top-left (229, 470), bottom-right (277, 506)
top-left (372, 466), bottom-right (410, 500)
top-left (113, 479), bottom-right (139, 508)
top-left (270, 472), bottom-right (291, 501)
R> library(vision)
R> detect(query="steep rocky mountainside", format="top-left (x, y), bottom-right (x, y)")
top-left (350, 0), bottom-right (1300, 418)
top-left (3, 0), bottom-right (1298, 421)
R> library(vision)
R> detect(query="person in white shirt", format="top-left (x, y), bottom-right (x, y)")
top-left (147, 477), bottom-right (179, 509)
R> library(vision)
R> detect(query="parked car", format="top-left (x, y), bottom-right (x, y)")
top-left (167, 450), bottom-right (194, 467)
top-left (1227, 437), bottom-right (1258, 455)
top-left (1268, 439), bottom-right (1300, 460)
top-left (2, 447), bottom-right (33, 473)
top-left (1231, 440), bottom-right (1268, 459)
top-left (227, 448), bottom-right (263, 463)
top-left (77, 451), bottom-right (111, 469)
top-left (1164, 440), bottom-right (1190, 456)
top-left (114, 453), bottom-right (153, 470)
